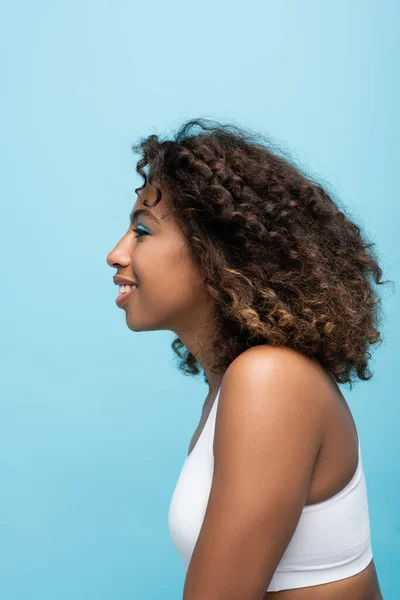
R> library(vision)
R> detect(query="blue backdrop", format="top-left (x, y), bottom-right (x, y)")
top-left (1, 1), bottom-right (398, 598)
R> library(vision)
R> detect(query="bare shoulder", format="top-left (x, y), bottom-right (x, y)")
top-left (221, 344), bottom-right (334, 420)
top-left (228, 343), bottom-right (330, 381)
top-left (214, 343), bottom-right (338, 468)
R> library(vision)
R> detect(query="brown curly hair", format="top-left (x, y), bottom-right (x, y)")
top-left (131, 118), bottom-right (393, 388)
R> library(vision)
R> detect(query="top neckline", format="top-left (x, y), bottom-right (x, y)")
top-left (185, 386), bottom-right (222, 460)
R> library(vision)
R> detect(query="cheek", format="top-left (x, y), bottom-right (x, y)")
top-left (137, 242), bottom-right (202, 296)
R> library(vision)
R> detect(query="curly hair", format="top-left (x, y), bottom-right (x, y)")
top-left (131, 118), bottom-right (393, 388)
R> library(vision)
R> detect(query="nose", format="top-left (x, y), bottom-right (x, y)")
top-left (106, 251), bottom-right (119, 268)
top-left (106, 233), bottom-right (131, 268)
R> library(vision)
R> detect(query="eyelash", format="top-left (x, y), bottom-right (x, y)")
top-left (131, 227), bottom-right (149, 240)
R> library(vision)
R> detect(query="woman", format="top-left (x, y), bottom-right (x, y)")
top-left (106, 118), bottom-right (386, 599)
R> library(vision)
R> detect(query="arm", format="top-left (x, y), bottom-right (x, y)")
top-left (183, 346), bottom-right (325, 600)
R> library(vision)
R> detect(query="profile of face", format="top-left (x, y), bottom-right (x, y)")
top-left (106, 184), bottom-right (210, 335)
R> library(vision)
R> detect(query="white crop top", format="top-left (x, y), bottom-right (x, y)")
top-left (168, 386), bottom-right (373, 592)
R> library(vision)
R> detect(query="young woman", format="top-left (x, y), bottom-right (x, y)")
top-left (106, 119), bottom-right (386, 599)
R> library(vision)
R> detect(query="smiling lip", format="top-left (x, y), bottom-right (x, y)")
top-left (116, 286), bottom-right (138, 308)
top-left (113, 275), bottom-right (138, 286)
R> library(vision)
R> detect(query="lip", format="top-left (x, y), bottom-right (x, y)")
top-left (113, 275), bottom-right (139, 286)
top-left (116, 286), bottom-right (138, 308)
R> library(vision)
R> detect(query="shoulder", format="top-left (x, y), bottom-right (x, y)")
top-left (226, 343), bottom-right (326, 382)
top-left (213, 345), bottom-right (329, 473)
top-left (220, 344), bottom-right (331, 420)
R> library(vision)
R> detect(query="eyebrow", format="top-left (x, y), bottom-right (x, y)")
top-left (129, 208), bottom-right (162, 226)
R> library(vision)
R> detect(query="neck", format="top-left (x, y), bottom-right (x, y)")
top-left (205, 372), bottom-right (224, 399)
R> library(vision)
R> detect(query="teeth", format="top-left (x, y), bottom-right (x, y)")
top-left (118, 284), bottom-right (137, 295)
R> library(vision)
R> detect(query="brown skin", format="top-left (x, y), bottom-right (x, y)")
top-left (106, 187), bottom-right (382, 599)
top-left (106, 183), bottom-right (224, 397)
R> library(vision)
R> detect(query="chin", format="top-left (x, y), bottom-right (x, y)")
top-left (126, 322), bottom-right (147, 332)
top-left (125, 318), bottom-right (159, 333)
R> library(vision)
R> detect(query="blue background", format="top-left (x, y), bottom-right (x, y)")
top-left (1, 1), bottom-right (398, 598)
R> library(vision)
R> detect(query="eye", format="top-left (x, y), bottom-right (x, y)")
top-left (131, 227), bottom-right (149, 241)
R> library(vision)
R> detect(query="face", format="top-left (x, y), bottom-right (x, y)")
top-left (106, 184), bottom-right (211, 336)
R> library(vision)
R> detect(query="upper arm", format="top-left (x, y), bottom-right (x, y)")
top-left (183, 346), bottom-right (326, 600)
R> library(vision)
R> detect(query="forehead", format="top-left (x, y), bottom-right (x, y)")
top-left (131, 185), bottom-right (171, 224)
